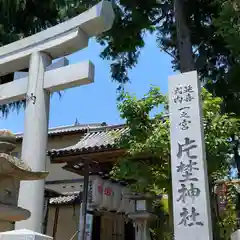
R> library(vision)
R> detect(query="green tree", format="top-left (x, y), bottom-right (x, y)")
top-left (214, 0), bottom-right (240, 57)
top-left (111, 86), bottom-right (239, 239)
top-left (99, 0), bottom-right (240, 119)
top-left (97, 0), bottom-right (240, 116)
top-left (2, 0), bottom-right (240, 116)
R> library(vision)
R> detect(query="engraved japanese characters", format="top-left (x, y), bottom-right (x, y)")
top-left (168, 71), bottom-right (212, 240)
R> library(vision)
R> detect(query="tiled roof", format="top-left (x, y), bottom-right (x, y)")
top-left (45, 188), bottom-right (61, 198)
top-left (15, 123), bottom-right (106, 139)
top-left (48, 124), bottom-right (127, 157)
top-left (49, 192), bottom-right (81, 205)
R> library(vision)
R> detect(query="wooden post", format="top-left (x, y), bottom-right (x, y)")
top-left (78, 163), bottom-right (89, 240)
top-left (53, 206), bottom-right (60, 240)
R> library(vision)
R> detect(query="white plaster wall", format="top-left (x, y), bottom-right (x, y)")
top-left (14, 133), bottom-right (83, 182)
top-left (46, 182), bottom-right (83, 193)
top-left (13, 133), bottom-right (84, 194)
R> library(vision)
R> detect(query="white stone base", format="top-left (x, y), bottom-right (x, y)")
top-left (0, 229), bottom-right (52, 240)
top-left (232, 229), bottom-right (240, 240)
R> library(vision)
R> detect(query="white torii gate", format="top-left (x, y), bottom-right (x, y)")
top-left (0, 1), bottom-right (114, 233)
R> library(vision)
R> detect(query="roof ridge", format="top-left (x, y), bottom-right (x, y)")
top-left (89, 123), bottom-right (126, 132)
top-left (15, 123), bottom-right (126, 139)
top-left (15, 123), bottom-right (103, 134)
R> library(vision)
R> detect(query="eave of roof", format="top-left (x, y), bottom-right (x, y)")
top-left (49, 191), bottom-right (81, 205)
top-left (45, 188), bottom-right (61, 198)
top-left (48, 124), bottom-right (127, 158)
top-left (14, 123), bottom-right (107, 139)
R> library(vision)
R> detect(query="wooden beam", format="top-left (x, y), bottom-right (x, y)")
top-left (51, 149), bottom-right (125, 163)
top-left (46, 178), bottom-right (83, 185)
top-left (63, 161), bottom-right (113, 176)
top-left (63, 164), bottom-right (82, 175)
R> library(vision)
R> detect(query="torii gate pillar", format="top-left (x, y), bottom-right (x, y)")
top-left (16, 52), bottom-right (52, 232)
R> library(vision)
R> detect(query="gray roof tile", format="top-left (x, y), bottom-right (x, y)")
top-left (49, 192), bottom-right (81, 205)
top-left (48, 124), bottom-right (127, 157)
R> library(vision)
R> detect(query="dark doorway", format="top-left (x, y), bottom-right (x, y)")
top-left (124, 221), bottom-right (135, 240)
top-left (92, 215), bottom-right (101, 240)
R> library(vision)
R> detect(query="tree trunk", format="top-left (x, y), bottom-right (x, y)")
top-left (173, 0), bottom-right (195, 72)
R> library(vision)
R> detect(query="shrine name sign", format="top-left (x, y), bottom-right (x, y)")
top-left (168, 71), bottom-right (213, 240)
top-left (88, 175), bottom-right (135, 214)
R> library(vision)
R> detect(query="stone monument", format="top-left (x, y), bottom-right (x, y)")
top-left (126, 193), bottom-right (158, 240)
top-left (0, 1), bottom-right (115, 233)
top-left (168, 71), bottom-right (213, 240)
top-left (0, 130), bottom-right (47, 230)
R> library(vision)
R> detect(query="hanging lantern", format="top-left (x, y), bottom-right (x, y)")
top-left (118, 186), bottom-right (127, 213)
top-left (101, 180), bottom-right (114, 211)
top-left (111, 183), bottom-right (122, 211)
top-left (118, 187), bottom-right (134, 214)
top-left (87, 177), bottom-right (94, 210)
top-left (90, 175), bottom-right (103, 210)
top-left (117, 186), bottom-right (125, 213)
top-left (126, 198), bottom-right (135, 214)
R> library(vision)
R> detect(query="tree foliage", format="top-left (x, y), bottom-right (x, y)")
top-left (214, 0), bottom-right (240, 57)
top-left (99, 0), bottom-right (240, 116)
top-left (111, 86), bottom-right (240, 239)
top-left (0, 0), bottom-right (98, 47)
top-left (98, 0), bottom-right (240, 115)
top-left (1, 0), bottom-right (240, 116)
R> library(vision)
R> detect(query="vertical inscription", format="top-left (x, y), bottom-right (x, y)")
top-left (168, 71), bottom-right (212, 240)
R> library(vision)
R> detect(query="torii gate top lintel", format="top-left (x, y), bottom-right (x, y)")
top-left (0, 1), bottom-right (114, 77)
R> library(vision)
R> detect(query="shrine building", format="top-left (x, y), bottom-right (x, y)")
top-left (13, 123), bottom-right (137, 240)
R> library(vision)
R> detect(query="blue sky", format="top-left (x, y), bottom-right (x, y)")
top-left (0, 33), bottom-right (174, 133)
